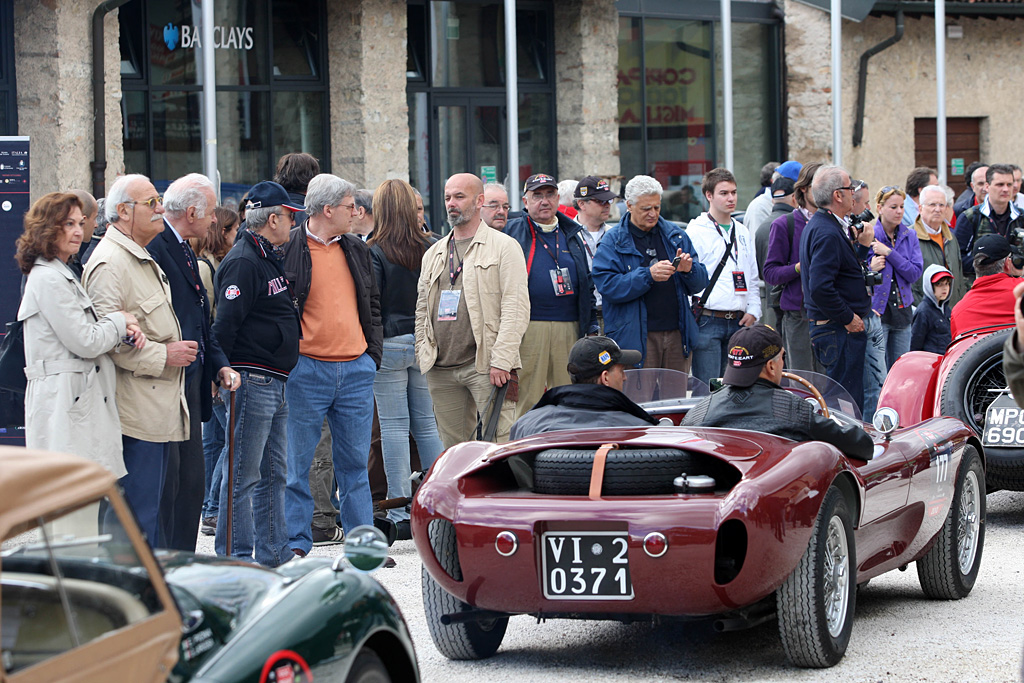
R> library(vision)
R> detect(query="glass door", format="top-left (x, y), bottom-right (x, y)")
top-left (431, 95), bottom-right (507, 232)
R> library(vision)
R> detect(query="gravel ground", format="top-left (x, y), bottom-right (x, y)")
top-left (196, 490), bottom-right (1024, 682)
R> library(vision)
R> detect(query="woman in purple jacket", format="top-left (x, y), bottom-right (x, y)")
top-left (869, 186), bottom-right (924, 368)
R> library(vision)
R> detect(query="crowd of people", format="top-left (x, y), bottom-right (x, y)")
top-left (14, 151), bottom-right (1021, 567)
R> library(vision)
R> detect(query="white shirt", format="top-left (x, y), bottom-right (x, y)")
top-left (686, 212), bottom-right (761, 319)
top-left (576, 221), bottom-right (610, 308)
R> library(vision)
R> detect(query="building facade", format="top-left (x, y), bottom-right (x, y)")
top-left (3, 0), bottom-right (1020, 229)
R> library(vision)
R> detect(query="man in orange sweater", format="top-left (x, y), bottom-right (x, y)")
top-left (282, 173), bottom-right (383, 558)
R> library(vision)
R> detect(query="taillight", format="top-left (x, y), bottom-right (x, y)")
top-left (643, 532), bottom-right (668, 558)
top-left (495, 531), bottom-right (518, 556)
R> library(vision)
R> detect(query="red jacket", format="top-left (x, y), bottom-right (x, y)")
top-left (950, 272), bottom-right (1018, 337)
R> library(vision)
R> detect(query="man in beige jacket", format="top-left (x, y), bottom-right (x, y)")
top-left (84, 173), bottom-right (197, 545)
top-left (415, 173), bottom-right (530, 447)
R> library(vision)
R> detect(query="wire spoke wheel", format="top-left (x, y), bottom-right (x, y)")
top-left (957, 469), bottom-right (981, 575)
top-left (962, 355), bottom-right (1005, 432)
top-left (823, 517), bottom-right (850, 638)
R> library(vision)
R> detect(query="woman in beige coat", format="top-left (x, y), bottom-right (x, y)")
top-left (16, 192), bottom-right (145, 476)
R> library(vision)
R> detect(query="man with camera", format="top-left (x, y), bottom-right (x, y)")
top-left (954, 164), bottom-right (1024, 277)
top-left (950, 234), bottom-right (1023, 337)
top-left (800, 166), bottom-right (874, 413)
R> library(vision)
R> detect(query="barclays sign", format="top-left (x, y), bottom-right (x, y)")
top-left (163, 23), bottom-right (255, 51)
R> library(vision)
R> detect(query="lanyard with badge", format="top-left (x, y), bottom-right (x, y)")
top-left (526, 216), bottom-right (575, 296)
top-left (714, 220), bottom-right (745, 293)
top-left (438, 236), bottom-right (464, 321)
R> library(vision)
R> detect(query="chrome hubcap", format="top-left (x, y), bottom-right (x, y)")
top-left (823, 516), bottom-right (850, 638)
top-left (957, 470), bottom-right (981, 575)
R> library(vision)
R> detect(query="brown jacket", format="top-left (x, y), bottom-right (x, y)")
top-left (84, 226), bottom-right (189, 442)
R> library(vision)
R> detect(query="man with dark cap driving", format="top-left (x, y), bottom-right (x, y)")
top-left (510, 336), bottom-right (657, 439)
top-left (683, 325), bottom-right (873, 459)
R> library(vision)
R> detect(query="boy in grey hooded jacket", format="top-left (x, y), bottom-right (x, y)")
top-left (910, 264), bottom-right (954, 354)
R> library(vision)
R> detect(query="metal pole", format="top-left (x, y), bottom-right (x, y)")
top-left (504, 0), bottom-right (520, 212)
top-left (721, 0), bottom-right (734, 171)
top-left (831, 0), bottom-right (842, 166)
top-left (935, 0), bottom-right (947, 185)
top-left (201, 0), bottom-right (219, 201)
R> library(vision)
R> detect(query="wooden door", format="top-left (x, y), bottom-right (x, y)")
top-left (914, 117), bottom-right (982, 194)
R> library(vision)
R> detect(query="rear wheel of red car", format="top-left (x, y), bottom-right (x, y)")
top-left (345, 649), bottom-right (390, 683)
top-left (533, 448), bottom-right (703, 495)
top-left (938, 328), bottom-right (1024, 490)
top-left (421, 518), bottom-right (508, 660)
top-left (777, 486), bottom-right (856, 668)
top-left (917, 445), bottom-right (985, 599)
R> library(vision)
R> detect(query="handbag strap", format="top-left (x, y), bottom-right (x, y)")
top-left (695, 222), bottom-right (736, 309)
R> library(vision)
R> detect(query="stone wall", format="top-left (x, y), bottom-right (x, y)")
top-left (553, 0), bottom-right (620, 183)
top-left (328, 0), bottom-right (409, 188)
top-left (783, 0), bottom-right (1024, 195)
top-left (13, 0), bottom-right (123, 201)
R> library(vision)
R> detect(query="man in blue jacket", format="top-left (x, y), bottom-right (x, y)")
top-left (591, 175), bottom-right (708, 370)
top-left (148, 173), bottom-right (238, 552)
top-left (505, 173), bottom-right (598, 418)
top-left (800, 165), bottom-right (872, 412)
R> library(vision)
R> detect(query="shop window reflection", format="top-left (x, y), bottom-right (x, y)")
top-left (273, 0), bottom-right (320, 78)
top-left (273, 92), bottom-right (324, 165)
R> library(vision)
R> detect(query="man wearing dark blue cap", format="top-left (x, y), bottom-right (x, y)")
top-left (212, 179), bottom-right (303, 566)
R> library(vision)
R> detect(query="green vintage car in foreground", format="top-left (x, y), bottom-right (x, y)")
top-left (0, 448), bottom-right (419, 683)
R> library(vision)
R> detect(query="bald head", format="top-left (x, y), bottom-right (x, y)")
top-left (444, 173), bottom-right (486, 235)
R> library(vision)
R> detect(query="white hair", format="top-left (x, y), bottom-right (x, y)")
top-left (919, 184), bottom-right (947, 206)
top-left (624, 175), bottom-right (663, 205)
top-left (163, 173), bottom-right (215, 217)
top-left (940, 185), bottom-right (956, 206)
top-left (105, 174), bottom-right (151, 223)
top-left (245, 205), bottom-right (276, 229)
top-left (484, 182), bottom-right (508, 196)
top-left (557, 179), bottom-right (578, 207)
top-left (304, 173), bottom-right (355, 217)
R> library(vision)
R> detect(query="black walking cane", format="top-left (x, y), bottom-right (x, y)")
top-left (225, 385), bottom-right (236, 555)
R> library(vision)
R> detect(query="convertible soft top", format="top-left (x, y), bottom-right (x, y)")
top-left (0, 447), bottom-right (116, 540)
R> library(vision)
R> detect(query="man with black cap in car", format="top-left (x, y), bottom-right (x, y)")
top-left (510, 336), bottom-right (658, 439)
top-left (950, 233), bottom-right (1024, 337)
top-left (682, 325), bottom-right (873, 459)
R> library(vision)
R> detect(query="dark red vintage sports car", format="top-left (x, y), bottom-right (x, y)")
top-left (879, 324), bottom-right (1020, 489)
top-left (412, 370), bottom-right (985, 668)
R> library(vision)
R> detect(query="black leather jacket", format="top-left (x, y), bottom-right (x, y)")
top-left (682, 378), bottom-right (874, 460)
top-left (282, 222), bottom-right (383, 368)
top-left (370, 241), bottom-right (431, 339)
top-left (510, 383), bottom-right (657, 439)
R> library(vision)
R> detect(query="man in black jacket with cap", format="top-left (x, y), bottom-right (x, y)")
top-left (511, 336), bottom-right (657, 439)
top-left (683, 325), bottom-right (873, 459)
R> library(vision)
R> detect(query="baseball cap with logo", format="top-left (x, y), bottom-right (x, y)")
top-left (567, 336), bottom-right (642, 382)
top-left (972, 233), bottom-right (1023, 264)
top-left (723, 325), bottom-right (784, 388)
top-left (574, 175), bottom-right (617, 202)
top-left (523, 173), bottom-right (558, 194)
top-left (245, 180), bottom-right (305, 212)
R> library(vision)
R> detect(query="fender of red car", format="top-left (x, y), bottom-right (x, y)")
top-left (878, 350), bottom-right (942, 425)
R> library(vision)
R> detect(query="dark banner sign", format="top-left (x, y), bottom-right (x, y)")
top-left (0, 135), bottom-right (28, 444)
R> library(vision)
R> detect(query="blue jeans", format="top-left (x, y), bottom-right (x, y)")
top-left (214, 371), bottom-right (290, 567)
top-left (286, 353), bottom-right (375, 554)
top-left (117, 437), bottom-right (169, 546)
top-left (880, 321), bottom-right (912, 370)
top-left (692, 315), bottom-right (742, 385)
top-left (808, 320), bottom-right (867, 413)
top-left (373, 335), bottom-right (444, 523)
top-left (862, 312), bottom-right (886, 421)
top-left (201, 399), bottom-right (227, 519)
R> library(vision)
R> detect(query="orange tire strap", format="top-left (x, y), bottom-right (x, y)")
top-left (589, 443), bottom-right (617, 500)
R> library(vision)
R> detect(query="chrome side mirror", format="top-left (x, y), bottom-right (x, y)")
top-left (334, 524), bottom-right (389, 573)
top-left (872, 407), bottom-right (900, 436)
